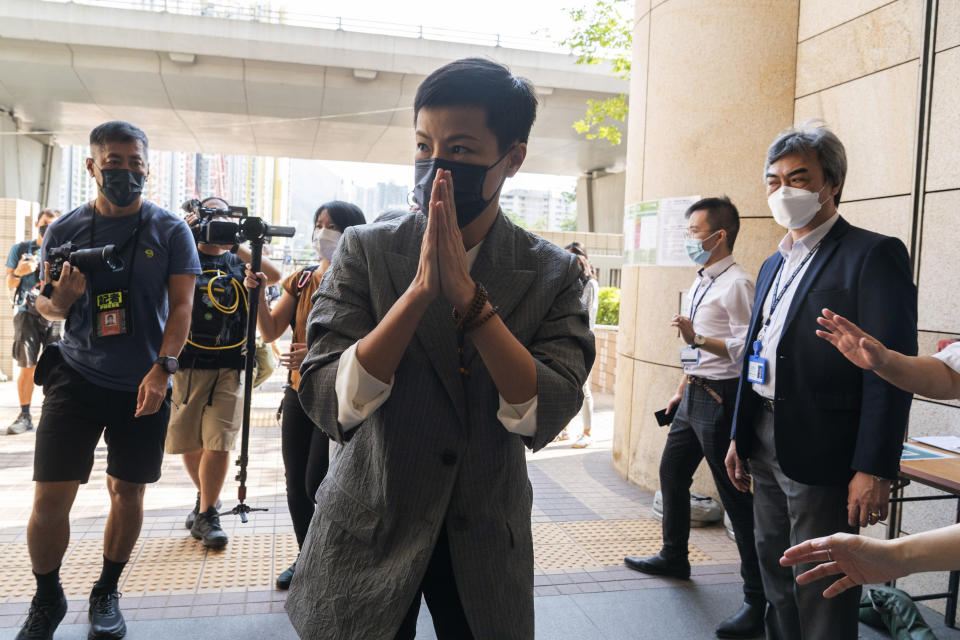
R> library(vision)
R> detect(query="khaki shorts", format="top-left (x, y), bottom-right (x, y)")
top-left (165, 368), bottom-right (243, 454)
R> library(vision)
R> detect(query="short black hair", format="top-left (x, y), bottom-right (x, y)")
top-left (414, 58), bottom-right (538, 153)
top-left (684, 196), bottom-right (740, 250)
top-left (89, 121), bottom-right (149, 152)
top-left (315, 201), bottom-right (366, 231)
top-left (201, 196), bottom-right (229, 209)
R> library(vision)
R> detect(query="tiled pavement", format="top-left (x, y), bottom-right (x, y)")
top-left (1, 361), bottom-right (957, 638)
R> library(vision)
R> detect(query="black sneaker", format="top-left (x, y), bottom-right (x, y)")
top-left (191, 506), bottom-right (228, 549)
top-left (185, 492), bottom-right (222, 530)
top-left (276, 559), bottom-right (297, 590)
top-left (7, 413), bottom-right (33, 435)
top-left (15, 592), bottom-right (67, 640)
top-left (88, 590), bottom-right (126, 640)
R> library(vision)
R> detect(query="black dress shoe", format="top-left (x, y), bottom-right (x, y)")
top-left (624, 552), bottom-right (690, 579)
top-left (15, 592), bottom-right (67, 640)
top-left (715, 599), bottom-right (765, 639)
top-left (88, 590), bottom-right (126, 640)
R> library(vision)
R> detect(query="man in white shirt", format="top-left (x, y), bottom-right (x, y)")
top-left (624, 197), bottom-right (764, 639)
top-left (724, 124), bottom-right (917, 640)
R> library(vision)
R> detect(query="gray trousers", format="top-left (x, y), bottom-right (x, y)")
top-left (749, 404), bottom-right (859, 640)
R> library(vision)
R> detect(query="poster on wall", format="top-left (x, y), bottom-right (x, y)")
top-left (623, 200), bottom-right (659, 265)
top-left (623, 196), bottom-right (700, 266)
top-left (656, 196), bottom-right (700, 267)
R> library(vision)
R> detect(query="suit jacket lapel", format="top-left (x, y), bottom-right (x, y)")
top-left (464, 213), bottom-right (536, 369)
top-left (384, 220), bottom-right (468, 427)
top-left (781, 217), bottom-right (849, 334)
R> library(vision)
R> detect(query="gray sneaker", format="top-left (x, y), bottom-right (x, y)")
top-left (185, 492), bottom-right (222, 529)
top-left (7, 413), bottom-right (33, 435)
top-left (191, 507), bottom-right (228, 549)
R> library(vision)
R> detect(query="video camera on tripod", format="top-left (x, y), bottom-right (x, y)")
top-left (46, 242), bottom-right (124, 281)
top-left (180, 197), bottom-right (296, 523)
top-left (181, 199), bottom-right (296, 245)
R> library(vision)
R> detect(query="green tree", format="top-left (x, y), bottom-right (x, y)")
top-left (560, 0), bottom-right (632, 145)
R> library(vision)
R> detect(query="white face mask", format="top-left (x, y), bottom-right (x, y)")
top-left (767, 185), bottom-right (828, 229)
top-left (312, 227), bottom-right (342, 261)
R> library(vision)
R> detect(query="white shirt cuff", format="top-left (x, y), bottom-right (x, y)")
top-left (934, 342), bottom-right (960, 374)
top-left (497, 394), bottom-right (538, 437)
top-left (335, 342), bottom-right (394, 430)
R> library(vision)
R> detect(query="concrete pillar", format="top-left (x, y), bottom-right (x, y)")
top-left (577, 171), bottom-right (627, 233)
top-left (0, 114), bottom-right (58, 205)
top-left (613, 0), bottom-right (800, 495)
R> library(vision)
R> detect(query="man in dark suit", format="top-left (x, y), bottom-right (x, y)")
top-left (724, 123), bottom-right (917, 640)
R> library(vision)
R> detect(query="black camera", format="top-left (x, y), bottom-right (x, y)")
top-left (47, 242), bottom-right (124, 281)
top-left (182, 199), bottom-right (295, 245)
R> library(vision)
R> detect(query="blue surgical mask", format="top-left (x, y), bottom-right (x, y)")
top-left (684, 231), bottom-right (720, 266)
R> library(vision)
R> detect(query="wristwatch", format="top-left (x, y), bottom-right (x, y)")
top-left (154, 356), bottom-right (179, 374)
top-left (693, 334), bottom-right (707, 348)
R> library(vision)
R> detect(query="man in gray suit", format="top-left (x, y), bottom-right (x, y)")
top-left (283, 59), bottom-right (595, 639)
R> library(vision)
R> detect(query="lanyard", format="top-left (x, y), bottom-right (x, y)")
top-left (89, 204), bottom-right (145, 290)
top-left (763, 240), bottom-right (823, 327)
top-left (688, 263), bottom-right (734, 323)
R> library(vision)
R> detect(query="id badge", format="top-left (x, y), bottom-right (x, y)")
top-left (93, 289), bottom-right (133, 338)
top-left (680, 346), bottom-right (701, 365)
top-left (746, 340), bottom-right (767, 384)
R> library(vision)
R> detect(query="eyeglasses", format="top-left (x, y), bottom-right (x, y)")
top-left (682, 229), bottom-right (719, 241)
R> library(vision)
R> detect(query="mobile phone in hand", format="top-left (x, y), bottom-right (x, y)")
top-left (654, 406), bottom-right (676, 427)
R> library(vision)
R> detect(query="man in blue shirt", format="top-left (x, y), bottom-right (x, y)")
top-left (5, 209), bottom-right (61, 434)
top-left (16, 121), bottom-right (200, 640)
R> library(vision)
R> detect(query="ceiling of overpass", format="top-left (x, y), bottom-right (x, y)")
top-left (0, 0), bottom-right (629, 176)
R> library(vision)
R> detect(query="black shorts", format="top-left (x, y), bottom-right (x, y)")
top-left (33, 346), bottom-right (170, 484)
top-left (12, 312), bottom-right (60, 368)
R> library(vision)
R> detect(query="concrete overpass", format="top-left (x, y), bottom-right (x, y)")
top-left (0, 0), bottom-right (628, 183)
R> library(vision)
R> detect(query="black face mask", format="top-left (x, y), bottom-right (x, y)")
top-left (37, 225), bottom-right (48, 238)
top-left (97, 167), bottom-right (146, 208)
top-left (411, 148), bottom-right (512, 228)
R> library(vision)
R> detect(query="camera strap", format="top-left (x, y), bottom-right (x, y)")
top-left (89, 205), bottom-right (146, 339)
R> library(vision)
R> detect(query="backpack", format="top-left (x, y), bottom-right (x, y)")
top-left (184, 257), bottom-right (247, 360)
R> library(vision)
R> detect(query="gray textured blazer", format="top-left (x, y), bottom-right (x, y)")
top-left (286, 212), bottom-right (595, 639)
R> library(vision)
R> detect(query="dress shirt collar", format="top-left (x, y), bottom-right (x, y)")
top-left (698, 254), bottom-right (736, 281)
top-left (465, 239), bottom-right (484, 270)
top-left (777, 212), bottom-right (840, 259)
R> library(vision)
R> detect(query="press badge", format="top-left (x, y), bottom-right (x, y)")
top-left (746, 340), bottom-right (767, 384)
top-left (680, 346), bottom-right (701, 365)
top-left (93, 289), bottom-right (133, 338)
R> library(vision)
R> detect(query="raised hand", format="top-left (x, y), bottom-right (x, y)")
top-left (432, 169), bottom-right (475, 311)
top-left (815, 308), bottom-right (889, 371)
top-left (411, 170), bottom-right (442, 302)
top-left (780, 533), bottom-right (907, 598)
top-left (671, 315), bottom-right (695, 345)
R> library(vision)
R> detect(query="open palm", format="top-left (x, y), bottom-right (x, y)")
top-left (781, 533), bottom-right (907, 598)
top-left (815, 308), bottom-right (888, 371)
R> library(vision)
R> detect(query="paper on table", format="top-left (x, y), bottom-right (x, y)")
top-left (902, 443), bottom-right (954, 460)
top-left (911, 435), bottom-right (960, 454)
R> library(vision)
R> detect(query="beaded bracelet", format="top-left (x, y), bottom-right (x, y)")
top-left (452, 282), bottom-right (488, 332)
top-left (464, 305), bottom-right (499, 333)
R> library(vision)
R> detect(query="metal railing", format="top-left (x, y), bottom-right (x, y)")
top-left (45, 0), bottom-right (567, 53)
